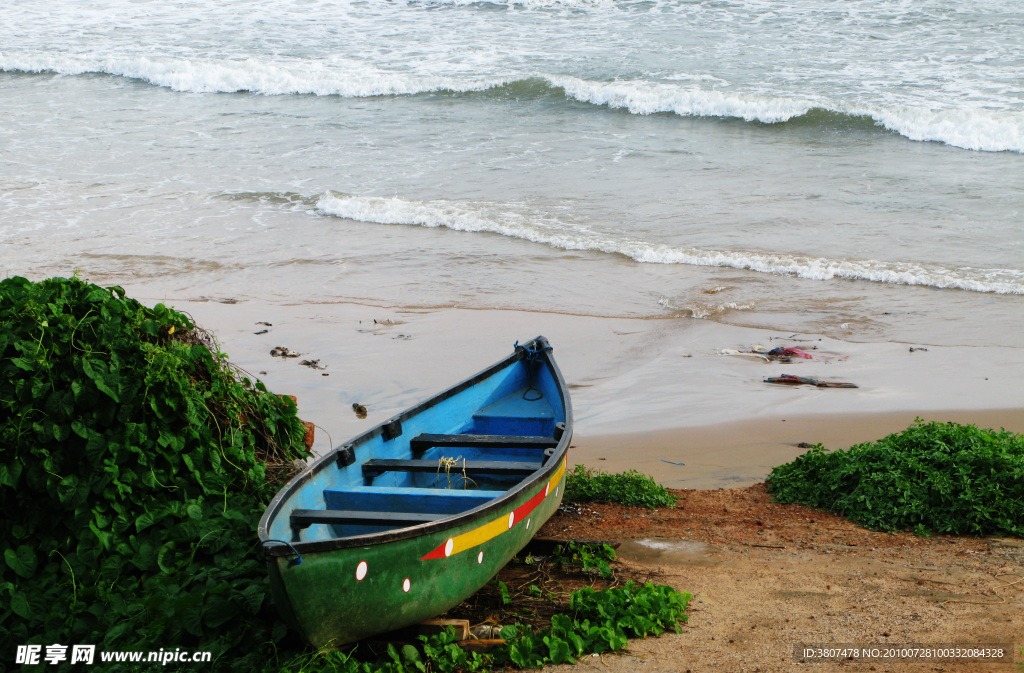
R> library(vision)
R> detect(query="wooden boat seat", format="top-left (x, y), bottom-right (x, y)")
top-left (363, 458), bottom-right (540, 478)
top-left (322, 486), bottom-right (506, 516)
top-left (290, 509), bottom-right (445, 529)
top-left (410, 433), bottom-right (557, 451)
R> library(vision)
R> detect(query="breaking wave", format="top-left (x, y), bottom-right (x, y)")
top-left (546, 75), bottom-right (1024, 153)
top-left (316, 193), bottom-right (1024, 294)
top-left (2, 55), bottom-right (1021, 152)
top-left (0, 54), bottom-right (508, 97)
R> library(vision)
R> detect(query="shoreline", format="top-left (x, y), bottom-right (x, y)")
top-left (573, 408), bottom-right (1024, 490)
top-left (155, 297), bottom-right (1023, 489)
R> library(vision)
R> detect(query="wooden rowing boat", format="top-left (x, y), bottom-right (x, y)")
top-left (258, 336), bottom-right (572, 647)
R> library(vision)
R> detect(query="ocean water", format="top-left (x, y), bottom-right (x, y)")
top-left (2, 0), bottom-right (1023, 347)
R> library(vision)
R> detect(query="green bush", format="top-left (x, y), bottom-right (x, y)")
top-left (564, 465), bottom-right (676, 509)
top-left (0, 276), bottom-right (310, 669)
top-left (767, 419), bottom-right (1024, 536)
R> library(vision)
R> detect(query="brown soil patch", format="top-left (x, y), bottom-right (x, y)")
top-left (528, 484), bottom-right (1023, 673)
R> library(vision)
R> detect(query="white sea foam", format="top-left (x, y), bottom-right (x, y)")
top-left (663, 72), bottom-right (730, 85)
top-left (317, 193), bottom-right (1024, 294)
top-left (0, 54), bottom-right (506, 97)
top-left (546, 75), bottom-right (817, 124)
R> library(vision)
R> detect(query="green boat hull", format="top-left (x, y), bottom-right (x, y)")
top-left (267, 458), bottom-right (566, 647)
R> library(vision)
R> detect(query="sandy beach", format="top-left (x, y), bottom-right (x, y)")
top-left (147, 296), bottom-right (1024, 671)
top-left (539, 484), bottom-right (1023, 673)
top-left (574, 409), bottom-right (1024, 490)
top-left (164, 297), bottom-right (1024, 490)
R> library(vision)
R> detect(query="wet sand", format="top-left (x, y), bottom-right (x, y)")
top-left (162, 298), bottom-right (1024, 489)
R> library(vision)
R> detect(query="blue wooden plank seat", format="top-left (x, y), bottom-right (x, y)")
top-left (321, 486), bottom-right (506, 517)
top-left (409, 433), bottom-right (558, 451)
top-left (290, 509), bottom-right (444, 529)
top-left (362, 458), bottom-right (540, 479)
top-left (291, 485), bottom-right (508, 529)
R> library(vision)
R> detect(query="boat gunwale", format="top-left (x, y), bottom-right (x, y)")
top-left (258, 335), bottom-right (572, 556)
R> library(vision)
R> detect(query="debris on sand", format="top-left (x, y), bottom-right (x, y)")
top-left (270, 346), bottom-right (301, 358)
top-left (722, 344), bottom-right (848, 363)
top-left (357, 316), bottom-right (408, 334)
top-left (191, 296), bottom-right (239, 304)
top-left (764, 374), bottom-right (858, 389)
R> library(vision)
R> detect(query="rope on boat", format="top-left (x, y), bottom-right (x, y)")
top-left (514, 340), bottom-right (552, 360)
top-left (260, 539), bottom-right (303, 565)
top-left (437, 456), bottom-right (475, 490)
top-left (514, 340), bottom-right (551, 401)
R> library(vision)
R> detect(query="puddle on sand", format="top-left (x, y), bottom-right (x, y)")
top-left (616, 538), bottom-right (720, 566)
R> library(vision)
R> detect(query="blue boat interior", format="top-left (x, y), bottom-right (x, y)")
top-left (268, 349), bottom-right (566, 544)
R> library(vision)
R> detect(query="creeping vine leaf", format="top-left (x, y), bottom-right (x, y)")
top-left (0, 276), bottom-right (310, 670)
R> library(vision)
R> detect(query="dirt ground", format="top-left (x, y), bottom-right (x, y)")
top-left (530, 484), bottom-right (1023, 673)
